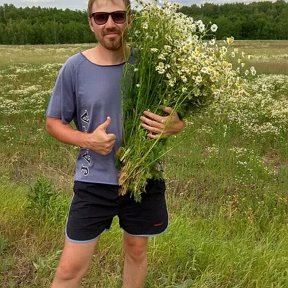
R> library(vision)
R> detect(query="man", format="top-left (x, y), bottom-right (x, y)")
top-left (46, 0), bottom-right (184, 287)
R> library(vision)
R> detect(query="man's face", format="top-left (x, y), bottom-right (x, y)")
top-left (89, 0), bottom-right (129, 51)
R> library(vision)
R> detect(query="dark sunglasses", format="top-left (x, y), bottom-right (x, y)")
top-left (90, 11), bottom-right (127, 25)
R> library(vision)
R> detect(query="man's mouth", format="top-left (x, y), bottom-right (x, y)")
top-left (103, 31), bottom-right (120, 36)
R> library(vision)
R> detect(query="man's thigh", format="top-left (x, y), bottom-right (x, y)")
top-left (119, 179), bottom-right (168, 236)
top-left (66, 181), bottom-right (119, 242)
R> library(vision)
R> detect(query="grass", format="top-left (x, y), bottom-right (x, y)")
top-left (0, 44), bottom-right (94, 66)
top-left (231, 40), bottom-right (288, 75)
top-left (0, 41), bottom-right (288, 287)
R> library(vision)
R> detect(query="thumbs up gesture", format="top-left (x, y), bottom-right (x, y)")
top-left (86, 117), bottom-right (116, 155)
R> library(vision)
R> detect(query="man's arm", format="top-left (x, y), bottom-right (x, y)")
top-left (140, 107), bottom-right (185, 139)
top-left (46, 117), bottom-right (116, 156)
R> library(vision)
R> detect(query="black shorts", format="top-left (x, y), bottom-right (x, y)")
top-left (65, 179), bottom-right (168, 243)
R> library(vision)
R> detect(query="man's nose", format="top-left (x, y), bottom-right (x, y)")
top-left (105, 15), bottom-right (116, 27)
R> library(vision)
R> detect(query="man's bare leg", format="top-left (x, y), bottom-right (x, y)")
top-left (122, 232), bottom-right (149, 288)
top-left (51, 239), bottom-right (97, 288)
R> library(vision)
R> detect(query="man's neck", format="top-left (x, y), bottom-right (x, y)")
top-left (93, 44), bottom-right (129, 65)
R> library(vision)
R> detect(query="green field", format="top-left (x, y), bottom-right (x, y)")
top-left (0, 41), bottom-right (288, 287)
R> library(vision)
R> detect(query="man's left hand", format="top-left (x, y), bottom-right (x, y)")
top-left (140, 107), bottom-right (185, 139)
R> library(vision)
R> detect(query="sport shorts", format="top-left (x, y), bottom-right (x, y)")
top-left (65, 179), bottom-right (168, 243)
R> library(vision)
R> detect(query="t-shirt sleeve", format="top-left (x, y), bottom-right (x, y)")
top-left (46, 59), bottom-right (76, 124)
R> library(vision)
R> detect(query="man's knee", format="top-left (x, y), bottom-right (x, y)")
top-left (124, 237), bottom-right (148, 263)
top-left (55, 261), bottom-right (89, 281)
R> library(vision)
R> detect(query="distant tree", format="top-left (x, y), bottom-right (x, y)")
top-left (0, 4), bottom-right (94, 44)
top-left (179, 1), bottom-right (288, 40)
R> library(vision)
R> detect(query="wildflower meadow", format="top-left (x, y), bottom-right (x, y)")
top-left (0, 38), bottom-right (288, 287)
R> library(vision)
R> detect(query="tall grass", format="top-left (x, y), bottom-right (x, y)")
top-left (231, 40), bottom-right (288, 75)
top-left (0, 42), bottom-right (288, 287)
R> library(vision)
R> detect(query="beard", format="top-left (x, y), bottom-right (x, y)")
top-left (100, 27), bottom-right (125, 51)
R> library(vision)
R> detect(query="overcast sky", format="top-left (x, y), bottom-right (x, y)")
top-left (0, 0), bottom-right (272, 11)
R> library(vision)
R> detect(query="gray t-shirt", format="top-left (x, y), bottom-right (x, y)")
top-left (47, 52), bottom-right (126, 185)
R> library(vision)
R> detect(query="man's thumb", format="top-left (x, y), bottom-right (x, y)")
top-left (99, 116), bottom-right (111, 130)
top-left (163, 106), bottom-right (174, 115)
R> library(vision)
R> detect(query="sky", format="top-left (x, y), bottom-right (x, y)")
top-left (0, 0), bottom-right (273, 11)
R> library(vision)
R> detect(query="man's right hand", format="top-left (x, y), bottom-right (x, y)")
top-left (86, 116), bottom-right (116, 155)
top-left (46, 116), bottom-right (116, 155)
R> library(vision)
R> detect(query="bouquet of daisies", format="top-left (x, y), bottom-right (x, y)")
top-left (118, 0), bottom-right (248, 201)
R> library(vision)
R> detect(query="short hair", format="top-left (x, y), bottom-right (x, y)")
top-left (87, 0), bottom-right (131, 16)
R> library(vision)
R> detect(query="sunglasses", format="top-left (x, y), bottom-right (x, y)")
top-left (90, 11), bottom-right (127, 25)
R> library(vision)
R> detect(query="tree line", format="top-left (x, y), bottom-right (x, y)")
top-left (0, 5), bottom-right (94, 44)
top-left (0, 0), bottom-right (288, 45)
top-left (180, 0), bottom-right (288, 40)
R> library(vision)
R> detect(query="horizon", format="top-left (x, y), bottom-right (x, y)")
top-left (0, 0), bottom-right (281, 11)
